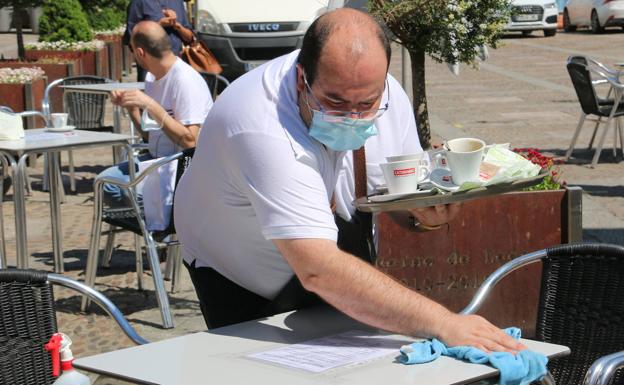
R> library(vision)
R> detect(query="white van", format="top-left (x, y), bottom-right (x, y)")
top-left (194, 0), bottom-right (344, 80)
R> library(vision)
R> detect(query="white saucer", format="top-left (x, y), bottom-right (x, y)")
top-left (429, 168), bottom-right (461, 192)
top-left (368, 189), bottom-right (434, 203)
top-left (46, 125), bottom-right (75, 132)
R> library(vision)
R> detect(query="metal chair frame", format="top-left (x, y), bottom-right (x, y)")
top-left (42, 75), bottom-right (115, 192)
top-left (462, 243), bottom-right (624, 385)
top-left (81, 149), bottom-right (193, 329)
top-left (564, 56), bottom-right (624, 167)
top-left (198, 71), bottom-right (230, 100)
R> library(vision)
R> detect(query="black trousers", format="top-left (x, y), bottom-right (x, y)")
top-left (185, 210), bottom-right (376, 329)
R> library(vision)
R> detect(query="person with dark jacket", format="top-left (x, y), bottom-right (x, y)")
top-left (124, 0), bottom-right (194, 81)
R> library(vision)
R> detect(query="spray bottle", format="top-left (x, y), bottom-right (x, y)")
top-left (45, 333), bottom-right (91, 385)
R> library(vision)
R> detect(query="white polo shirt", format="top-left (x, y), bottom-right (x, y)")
top-left (144, 58), bottom-right (213, 157)
top-left (175, 50), bottom-right (420, 299)
top-left (333, 77), bottom-right (422, 221)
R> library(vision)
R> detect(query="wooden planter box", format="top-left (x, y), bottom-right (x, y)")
top-left (96, 35), bottom-right (123, 82)
top-left (25, 47), bottom-right (109, 78)
top-left (0, 60), bottom-right (80, 113)
top-left (0, 76), bottom-right (46, 128)
top-left (375, 186), bottom-right (582, 338)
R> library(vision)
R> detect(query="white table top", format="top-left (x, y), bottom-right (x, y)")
top-left (0, 129), bottom-right (134, 153)
top-left (74, 307), bottom-right (570, 385)
top-left (60, 82), bottom-right (145, 93)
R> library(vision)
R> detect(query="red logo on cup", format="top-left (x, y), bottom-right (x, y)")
top-left (394, 167), bottom-right (416, 176)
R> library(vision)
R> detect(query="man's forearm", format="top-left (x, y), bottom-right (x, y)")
top-left (276, 239), bottom-right (452, 338)
top-left (144, 100), bottom-right (197, 148)
top-left (174, 22), bottom-right (194, 43)
top-left (128, 107), bottom-right (141, 129)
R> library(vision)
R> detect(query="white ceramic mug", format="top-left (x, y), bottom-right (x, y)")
top-left (434, 138), bottom-right (485, 185)
top-left (51, 113), bottom-right (68, 128)
top-left (380, 159), bottom-right (429, 194)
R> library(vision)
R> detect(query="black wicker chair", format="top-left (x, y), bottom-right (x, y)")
top-left (564, 56), bottom-right (624, 167)
top-left (0, 269), bottom-right (147, 385)
top-left (81, 147), bottom-right (195, 329)
top-left (462, 243), bottom-right (624, 385)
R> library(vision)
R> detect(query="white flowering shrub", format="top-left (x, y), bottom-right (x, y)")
top-left (369, 0), bottom-right (512, 148)
top-left (25, 40), bottom-right (106, 52)
top-left (370, 0), bottom-right (512, 65)
top-left (0, 67), bottom-right (45, 84)
top-left (93, 25), bottom-right (125, 37)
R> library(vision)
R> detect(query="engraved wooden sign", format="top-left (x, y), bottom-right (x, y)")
top-left (375, 189), bottom-right (573, 337)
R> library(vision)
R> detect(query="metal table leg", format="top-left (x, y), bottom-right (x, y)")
top-left (13, 154), bottom-right (29, 268)
top-left (0, 155), bottom-right (8, 268)
top-left (113, 105), bottom-right (124, 163)
top-left (48, 151), bottom-right (64, 273)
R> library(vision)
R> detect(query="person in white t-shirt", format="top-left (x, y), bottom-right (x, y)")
top-left (174, 8), bottom-right (523, 354)
top-left (99, 20), bottom-right (212, 206)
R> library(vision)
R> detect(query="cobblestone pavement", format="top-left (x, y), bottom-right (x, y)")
top-left (0, 28), bottom-right (623, 384)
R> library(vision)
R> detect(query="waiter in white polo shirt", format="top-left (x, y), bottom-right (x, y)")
top-left (175, 8), bottom-right (524, 353)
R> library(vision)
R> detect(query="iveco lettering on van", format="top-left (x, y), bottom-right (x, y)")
top-left (194, 0), bottom-right (344, 80)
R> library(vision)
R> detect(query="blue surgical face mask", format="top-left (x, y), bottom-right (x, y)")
top-left (308, 112), bottom-right (378, 151)
top-left (302, 72), bottom-right (387, 151)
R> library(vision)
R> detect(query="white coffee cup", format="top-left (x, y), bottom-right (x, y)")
top-left (51, 113), bottom-right (68, 128)
top-left (380, 159), bottom-right (429, 194)
top-left (434, 137), bottom-right (485, 185)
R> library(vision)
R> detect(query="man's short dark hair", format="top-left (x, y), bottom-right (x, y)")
top-left (297, 12), bottom-right (391, 85)
top-left (131, 28), bottom-right (172, 59)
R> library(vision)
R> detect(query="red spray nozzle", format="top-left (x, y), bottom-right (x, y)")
top-left (44, 333), bottom-right (63, 377)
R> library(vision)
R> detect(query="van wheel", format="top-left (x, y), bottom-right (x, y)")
top-left (522, 30), bottom-right (532, 36)
top-left (591, 10), bottom-right (604, 34)
top-left (563, 9), bottom-right (576, 32)
top-left (544, 29), bottom-right (557, 37)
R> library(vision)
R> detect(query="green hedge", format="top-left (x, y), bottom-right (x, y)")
top-left (80, 0), bottom-right (129, 31)
top-left (38, 0), bottom-right (93, 42)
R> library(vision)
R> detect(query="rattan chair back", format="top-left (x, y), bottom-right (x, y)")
top-left (60, 76), bottom-right (113, 131)
top-left (537, 243), bottom-right (624, 385)
top-left (0, 269), bottom-right (57, 385)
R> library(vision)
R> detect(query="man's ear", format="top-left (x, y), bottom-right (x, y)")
top-left (135, 46), bottom-right (145, 59)
top-left (295, 64), bottom-right (305, 93)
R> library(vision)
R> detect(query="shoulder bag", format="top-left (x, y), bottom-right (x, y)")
top-left (181, 36), bottom-right (223, 74)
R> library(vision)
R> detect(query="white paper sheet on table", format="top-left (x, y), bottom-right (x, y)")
top-left (247, 330), bottom-right (399, 373)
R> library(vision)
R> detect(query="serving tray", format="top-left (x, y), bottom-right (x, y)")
top-left (355, 169), bottom-right (549, 213)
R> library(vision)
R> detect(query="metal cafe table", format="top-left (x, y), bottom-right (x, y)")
top-left (74, 306), bottom-right (570, 385)
top-left (0, 129), bottom-right (134, 272)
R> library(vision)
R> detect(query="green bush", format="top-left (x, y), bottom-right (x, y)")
top-left (38, 0), bottom-right (94, 42)
top-left (80, 0), bottom-right (129, 31)
top-left (87, 7), bottom-right (123, 31)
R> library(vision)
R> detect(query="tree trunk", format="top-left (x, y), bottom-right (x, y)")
top-left (15, 8), bottom-right (24, 61)
top-left (409, 48), bottom-right (431, 150)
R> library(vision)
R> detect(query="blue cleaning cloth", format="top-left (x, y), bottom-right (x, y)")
top-left (399, 327), bottom-right (548, 385)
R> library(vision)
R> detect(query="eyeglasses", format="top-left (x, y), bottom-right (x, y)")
top-left (303, 73), bottom-right (389, 123)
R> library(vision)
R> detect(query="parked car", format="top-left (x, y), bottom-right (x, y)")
top-left (194, 0), bottom-right (344, 80)
top-left (563, 0), bottom-right (624, 33)
top-left (505, 0), bottom-right (559, 37)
